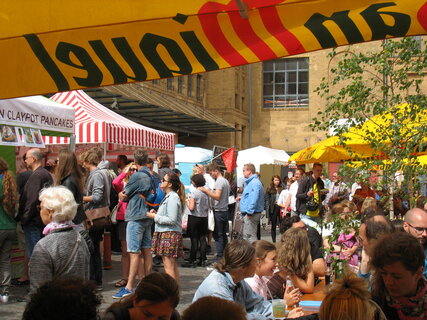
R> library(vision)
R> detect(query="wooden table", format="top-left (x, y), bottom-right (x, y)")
top-left (301, 278), bottom-right (326, 301)
top-left (298, 278), bottom-right (326, 315)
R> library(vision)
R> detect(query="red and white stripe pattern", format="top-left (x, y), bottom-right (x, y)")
top-left (43, 90), bottom-right (175, 151)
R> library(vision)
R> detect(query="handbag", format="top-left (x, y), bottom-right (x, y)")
top-left (85, 206), bottom-right (110, 230)
top-left (208, 209), bottom-right (215, 231)
top-left (110, 204), bottom-right (119, 225)
top-left (228, 195), bottom-right (236, 205)
top-left (306, 197), bottom-right (319, 211)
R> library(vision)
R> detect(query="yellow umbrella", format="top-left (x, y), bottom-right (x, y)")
top-left (290, 104), bottom-right (427, 164)
top-left (0, 0), bottom-right (424, 99)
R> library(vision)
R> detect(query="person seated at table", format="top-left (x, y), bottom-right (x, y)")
top-left (323, 202), bottom-right (359, 270)
top-left (182, 296), bottom-right (246, 320)
top-left (103, 272), bottom-right (180, 320)
top-left (245, 240), bottom-right (300, 307)
top-left (319, 271), bottom-right (387, 320)
top-left (357, 214), bottom-right (394, 280)
top-left (193, 239), bottom-right (304, 319)
top-left (370, 232), bottom-right (426, 320)
top-left (268, 228), bottom-right (315, 299)
top-left (280, 216), bottom-right (326, 277)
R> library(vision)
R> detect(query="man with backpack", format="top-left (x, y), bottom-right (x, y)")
top-left (113, 149), bottom-right (155, 299)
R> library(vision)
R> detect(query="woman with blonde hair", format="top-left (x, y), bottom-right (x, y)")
top-left (268, 227), bottom-right (314, 298)
top-left (0, 157), bottom-right (18, 300)
top-left (319, 271), bottom-right (386, 320)
top-left (245, 240), bottom-right (300, 307)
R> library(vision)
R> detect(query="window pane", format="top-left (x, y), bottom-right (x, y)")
top-left (275, 84), bottom-right (285, 95)
top-left (287, 83), bottom-right (296, 94)
top-left (285, 60), bottom-right (297, 70)
top-left (298, 58), bottom-right (309, 69)
top-left (299, 71), bottom-right (308, 82)
top-left (263, 72), bottom-right (274, 83)
top-left (287, 71), bottom-right (296, 82)
top-left (274, 60), bottom-right (286, 71)
top-left (275, 72), bottom-right (285, 83)
top-left (299, 83), bottom-right (308, 94)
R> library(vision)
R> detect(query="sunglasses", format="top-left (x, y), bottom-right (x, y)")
top-left (129, 168), bottom-right (137, 172)
top-left (162, 178), bottom-right (170, 183)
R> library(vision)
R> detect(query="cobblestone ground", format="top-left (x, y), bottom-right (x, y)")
top-left (0, 226), bottom-right (272, 319)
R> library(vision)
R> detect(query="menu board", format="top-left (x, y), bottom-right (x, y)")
top-left (0, 125), bottom-right (44, 147)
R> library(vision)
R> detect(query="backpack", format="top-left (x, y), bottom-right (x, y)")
top-left (139, 170), bottom-right (165, 211)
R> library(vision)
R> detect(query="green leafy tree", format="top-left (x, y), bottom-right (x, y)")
top-left (312, 37), bottom-right (427, 218)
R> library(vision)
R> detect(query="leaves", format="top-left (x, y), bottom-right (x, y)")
top-left (313, 37), bottom-right (427, 215)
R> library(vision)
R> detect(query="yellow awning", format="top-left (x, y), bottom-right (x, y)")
top-left (0, 0), bottom-right (425, 99)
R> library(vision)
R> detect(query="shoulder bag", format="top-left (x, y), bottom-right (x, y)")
top-left (85, 206), bottom-right (110, 230)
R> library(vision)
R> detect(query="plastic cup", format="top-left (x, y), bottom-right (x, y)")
top-left (272, 299), bottom-right (286, 319)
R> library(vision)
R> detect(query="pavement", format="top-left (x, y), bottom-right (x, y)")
top-left (0, 227), bottom-right (272, 319)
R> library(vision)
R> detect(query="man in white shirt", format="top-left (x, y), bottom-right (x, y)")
top-left (284, 168), bottom-right (305, 217)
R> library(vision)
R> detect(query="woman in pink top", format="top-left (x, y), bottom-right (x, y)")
top-left (112, 162), bottom-right (137, 288)
top-left (245, 240), bottom-right (300, 307)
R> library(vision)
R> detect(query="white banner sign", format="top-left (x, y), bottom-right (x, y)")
top-left (0, 95), bottom-right (74, 134)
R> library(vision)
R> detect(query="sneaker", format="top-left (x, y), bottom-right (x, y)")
top-left (0, 293), bottom-right (9, 303)
top-left (112, 287), bottom-right (133, 299)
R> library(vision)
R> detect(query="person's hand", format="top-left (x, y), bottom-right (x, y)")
top-left (146, 209), bottom-right (156, 219)
top-left (307, 190), bottom-right (314, 197)
top-left (287, 307), bottom-right (304, 318)
top-left (342, 248), bottom-right (354, 259)
top-left (118, 191), bottom-right (127, 201)
top-left (198, 186), bottom-right (207, 193)
top-left (235, 196), bottom-right (241, 202)
top-left (284, 286), bottom-right (301, 307)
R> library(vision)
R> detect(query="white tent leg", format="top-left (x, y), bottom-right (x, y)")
top-left (69, 135), bottom-right (76, 152)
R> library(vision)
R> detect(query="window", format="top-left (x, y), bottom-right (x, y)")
top-left (187, 75), bottom-right (193, 97)
top-left (178, 77), bottom-right (183, 94)
top-left (167, 78), bottom-right (173, 90)
top-left (152, 79), bottom-right (159, 85)
top-left (196, 75), bottom-right (202, 100)
top-left (263, 58), bottom-right (309, 108)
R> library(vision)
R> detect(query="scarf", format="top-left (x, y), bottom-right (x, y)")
top-left (387, 279), bottom-right (427, 320)
top-left (43, 220), bottom-right (76, 235)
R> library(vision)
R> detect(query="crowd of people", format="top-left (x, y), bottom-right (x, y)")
top-left (0, 149), bottom-right (425, 319)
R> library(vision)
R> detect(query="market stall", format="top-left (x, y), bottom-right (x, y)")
top-left (44, 90), bottom-right (175, 161)
top-left (0, 95), bottom-right (75, 170)
top-left (236, 145), bottom-right (290, 188)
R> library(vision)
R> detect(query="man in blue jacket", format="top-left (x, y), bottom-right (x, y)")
top-left (239, 163), bottom-right (264, 242)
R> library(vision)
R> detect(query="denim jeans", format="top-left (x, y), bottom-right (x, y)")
top-left (23, 224), bottom-right (42, 257)
top-left (213, 210), bottom-right (229, 259)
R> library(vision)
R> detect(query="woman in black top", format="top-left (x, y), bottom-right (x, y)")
top-left (54, 148), bottom-right (85, 225)
top-left (265, 175), bottom-right (283, 242)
